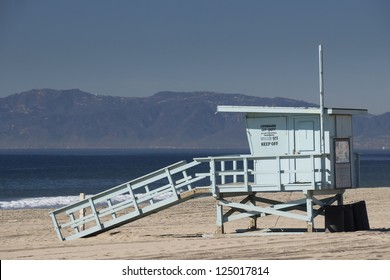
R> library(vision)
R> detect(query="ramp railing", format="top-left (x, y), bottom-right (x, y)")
top-left (50, 160), bottom-right (209, 241)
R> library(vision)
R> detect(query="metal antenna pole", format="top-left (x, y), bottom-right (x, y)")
top-left (319, 45), bottom-right (325, 111)
top-left (319, 44), bottom-right (325, 154)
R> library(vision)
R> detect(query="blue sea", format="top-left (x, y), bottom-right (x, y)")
top-left (0, 149), bottom-right (389, 209)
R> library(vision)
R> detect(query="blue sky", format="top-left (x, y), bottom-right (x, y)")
top-left (0, 0), bottom-right (389, 114)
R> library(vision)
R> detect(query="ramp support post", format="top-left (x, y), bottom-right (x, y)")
top-left (215, 196), bottom-right (224, 234)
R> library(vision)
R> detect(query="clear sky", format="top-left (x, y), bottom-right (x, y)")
top-left (0, 0), bottom-right (389, 114)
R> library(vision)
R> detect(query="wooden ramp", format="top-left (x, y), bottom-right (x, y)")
top-left (49, 160), bottom-right (210, 241)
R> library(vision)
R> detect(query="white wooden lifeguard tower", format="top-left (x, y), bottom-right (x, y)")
top-left (50, 46), bottom-right (367, 240)
top-left (198, 105), bottom-right (367, 234)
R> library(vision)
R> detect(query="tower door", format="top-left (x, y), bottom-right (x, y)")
top-left (293, 117), bottom-right (320, 183)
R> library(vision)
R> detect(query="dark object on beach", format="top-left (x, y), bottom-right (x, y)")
top-left (352, 200), bottom-right (370, 230)
top-left (343, 204), bottom-right (355, 232)
top-left (325, 205), bottom-right (346, 232)
top-left (324, 201), bottom-right (369, 232)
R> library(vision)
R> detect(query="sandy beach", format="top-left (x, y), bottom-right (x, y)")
top-left (1, 187), bottom-right (389, 260)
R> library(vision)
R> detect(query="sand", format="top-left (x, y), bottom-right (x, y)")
top-left (1, 187), bottom-right (389, 260)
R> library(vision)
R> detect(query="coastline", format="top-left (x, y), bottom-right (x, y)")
top-left (1, 187), bottom-right (389, 260)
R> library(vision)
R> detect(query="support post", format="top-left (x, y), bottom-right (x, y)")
top-left (215, 196), bottom-right (224, 234)
top-left (210, 159), bottom-right (217, 194)
top-left (248, 194), bottom-right (257, 230)
top-left (79, 192), bottom-right (86, 231)
top-left (243, 157), bottom-right (249, 192)
top-left (337, 192), bottom-right (344, 206)
top-left (306, 191), bottom-right (314, 232)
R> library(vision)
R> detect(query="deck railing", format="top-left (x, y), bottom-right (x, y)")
top-left (195, 153), bottom-right (330, 193)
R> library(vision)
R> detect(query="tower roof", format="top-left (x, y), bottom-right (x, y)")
top-left (217, 105), bottom-right (367, 115)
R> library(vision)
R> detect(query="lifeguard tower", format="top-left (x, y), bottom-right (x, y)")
top-left (50, 46), bottom-right (367, 241)
top-left (196, 105), bottom-right (367, 234)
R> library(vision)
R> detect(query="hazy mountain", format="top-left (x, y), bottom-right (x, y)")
top-left (0, 89), bottom-right (387, 149)
top-left (353, 113), bottom-right (390, 150)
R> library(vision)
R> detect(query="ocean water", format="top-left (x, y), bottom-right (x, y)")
top-left (358, 150), bottom-right (390, 187)
top-left (0, 149), bottom-right (389, 209)
top-left (0, 149), bottom-right (242, 209)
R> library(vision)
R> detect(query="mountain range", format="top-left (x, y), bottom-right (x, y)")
top-left (0, 89), bottom-right (388, 150)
